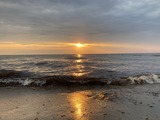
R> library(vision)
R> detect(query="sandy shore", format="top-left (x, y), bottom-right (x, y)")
top-left (0, 84), bottom-right (160, 120)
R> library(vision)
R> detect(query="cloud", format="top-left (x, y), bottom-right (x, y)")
top-left (0, 0), bottom-right (160, 45)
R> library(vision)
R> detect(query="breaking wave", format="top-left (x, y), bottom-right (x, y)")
top-left (0, 70), bottom-right (160, 87)
top-left (0, 76), bottom-right (108, 87)
top-left (110, 74), bottom-right (160, 85)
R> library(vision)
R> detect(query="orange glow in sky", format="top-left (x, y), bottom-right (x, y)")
top-left (72, 43), bottom-right (89, 48)
top-left (0, 42), bottom-right (160, 55)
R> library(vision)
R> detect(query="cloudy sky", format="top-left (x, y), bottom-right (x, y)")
top-left (0, 0), bottom-right (160, 54)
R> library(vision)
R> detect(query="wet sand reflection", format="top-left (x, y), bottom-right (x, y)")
top-left (68, 92), bottom-right (89, 120)
top-left (68, 91), bottom-right (107, 120)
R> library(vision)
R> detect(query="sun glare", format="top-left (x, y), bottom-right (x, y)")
top-left (73, 43), bottom-right (88, 48)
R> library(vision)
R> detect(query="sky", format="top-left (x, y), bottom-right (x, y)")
top-left (0, 0), bottom-right (160, 54)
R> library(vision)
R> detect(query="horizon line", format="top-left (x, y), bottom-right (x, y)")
top-left (0, 52), bottom-right (160, 56)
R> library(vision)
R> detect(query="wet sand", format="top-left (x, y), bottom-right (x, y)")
top-left (0, 85), bottom-right (160, 120)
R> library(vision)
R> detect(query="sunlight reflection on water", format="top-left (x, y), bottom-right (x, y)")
top-left (77, 54), bottom-right (82, 59)
top-left (72, 54), bottom-right (88, 77)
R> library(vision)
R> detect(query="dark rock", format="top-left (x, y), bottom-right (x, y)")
top-left (86, 94), bottom-right (92, 97)
top-left (61, 115), bottom-right (66, 117)
top-left (70, 111), bottom-right (74, 113)
top-left (149, 106), bottom-right (154, 108)
top-left (152, 92), bottom-right (159, 96)
top-left (34, 118), bottom-right (39, 120)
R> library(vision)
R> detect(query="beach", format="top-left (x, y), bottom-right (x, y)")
top-left (0, 54), bottom-right (160, 120)
top-left (0, 84), bottom-right (160, 120)
top-left (1, 0), bottom-right (160, 119)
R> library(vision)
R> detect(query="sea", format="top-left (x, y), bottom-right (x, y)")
top-left (0, 54), bottom-right (160, 86)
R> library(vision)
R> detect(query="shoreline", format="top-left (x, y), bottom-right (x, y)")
top-left (0, 84), bottom-right (160, 120)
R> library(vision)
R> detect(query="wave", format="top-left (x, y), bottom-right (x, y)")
top-left (0, 78), bottom-right (45, 86)
top-left (34, 62), bottom-right (49, 66)
top-left (1, 70), bottom-right (160, 87)
top-left (110, 74), bottom-right (160, 85)
top-left (0, 77), bottom-right (108, 87)
top-left (152, 55), bottom-right (160, 57)
top-left (0, 69), bottom-right (29, 78)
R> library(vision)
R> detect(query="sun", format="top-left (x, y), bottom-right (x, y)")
top-left (74, 43), bottom-right (85, 48)
top-left (73, 43), bottom-right (88, 48)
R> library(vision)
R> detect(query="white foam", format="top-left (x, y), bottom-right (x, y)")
top-left (21, 79), bottom-right (33, 86)
top-left (0, 78), bottom-right (46, 86)
top-left (35, 80), bottom-right (46, 86)
top-left (127, 74), bottom-right (160, 84)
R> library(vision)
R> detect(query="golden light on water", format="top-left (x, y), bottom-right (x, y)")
top-left (76, 59), bottom-right (82, 63)
top-left (72, 54), bottom-right (88, 77)
top-left (77, 54), bottom-right (82, 58)
top-left (73, 59), bottom-right (85, 77)
top-left (73, 64), bottom-right (86, 77)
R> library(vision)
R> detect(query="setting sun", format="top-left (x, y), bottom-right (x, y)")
top-left (73, 43), bottom-right (88, 48)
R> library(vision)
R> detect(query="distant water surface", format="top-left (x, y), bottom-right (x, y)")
top-left (1, 54), bottom-right (160, 86)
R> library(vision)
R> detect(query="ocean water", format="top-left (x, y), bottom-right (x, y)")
top-left (1, 54), bottom-right (160, 86)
